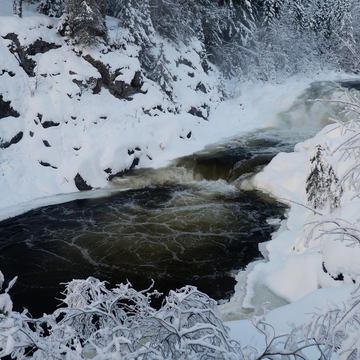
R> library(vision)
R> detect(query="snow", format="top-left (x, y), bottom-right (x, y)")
top-left (0, 0), bottom-right (340, 221)
top-left (0, 294), bottom-right (12, 316)
top-left (3, 1), bottom-right (360, 354)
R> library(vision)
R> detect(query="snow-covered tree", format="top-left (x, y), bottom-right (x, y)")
top-left (114, 0), bottom-right (156, 71)
top-left (37, 0), bottom-right (64, 17)
top-left (261, 0), bottom-right (284, 25)
top-left (57, 0), bottom-right (107, 46)
top-left (308, 0), bottom-right (353, 67)
top-left (13, 0), bottom-right (23, 17)
top-left (149, 42), bottom-right (175, 102)
top-left (306, 144), bottom-right (342, 210)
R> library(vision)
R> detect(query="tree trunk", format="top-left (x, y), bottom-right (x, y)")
top-left (101, 0), bottom-right (107, 20)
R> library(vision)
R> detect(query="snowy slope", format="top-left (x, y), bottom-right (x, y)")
top-left (0, 3), bottom-right (221, 214)
top-left (0, 1), bottom-right (322, 220)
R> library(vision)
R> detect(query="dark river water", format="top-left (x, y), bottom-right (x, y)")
top-left (0, 80), bottom-right (352, 317)
top-left (0, 130), bottom-right (292, 317)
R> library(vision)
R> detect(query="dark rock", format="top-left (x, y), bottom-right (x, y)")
top-left (107, 170), bottom-right (124, 181)
top-left (322, 262), bottom-right (344, 281)
top-left (26, 39), bottom-right (61, 56)
top-left (188, 106), bottom-right (209, 120)
top-left (74, 173), bottom-right (93, 191)
top-left (82, 54), bottom-right (146, 100)
top-left (0, 95), bottom-right (20, 119)
top-left (132, 157), bottom-right (140, 167)
top-left (177, 57), bottom-right (195, 69)
top-left (131, 71), bottom-right (143, 91)
top-left (0, 70), bottom-right (15, 77)
top-left (196, 82), bottom-right (207, 93)
top-left (82, 54), bottom-right (110, 85)
top-left (3, 33), bottom-right (36, 76)
top-left (43, 140), bottom-right (51, 147)
top-left (41, 120), bottom-right (60, 128)
top-left (72, 77), bottom-right (98, 95)
top-left (106, 157), bottom-right (140, 181)
top-left (187, 131), bottom-right (192, 139)
top-left (0, 131), bottom-right (23, 148)
top-left (35, 113), bottom-right (59, 128)
top-left (39, 161), bottom-right (57, 169)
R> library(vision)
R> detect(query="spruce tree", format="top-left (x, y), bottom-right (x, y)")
top-left (150, 42), bottom-right (175, 101)
top-left (306, 145), bottom-right (342, 210)
top-left (37, 0), bottom-right (64, 17)
top-left (58, 0), bottom-right (108, 46)
top-left (261, 0), bottom-right (283, 25)
top-left (115, 0), bottom-right (156, 71)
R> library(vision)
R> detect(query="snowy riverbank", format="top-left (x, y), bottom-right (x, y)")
top-left (223, 81), bottom-right (360, 357)
top-left (3, 1), bottom-right (360, 357)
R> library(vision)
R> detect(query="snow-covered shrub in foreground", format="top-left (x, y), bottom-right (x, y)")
top-left (0, 275), bottom-right (241, 359)
top-left (3, 272), bottom-right (360, 359)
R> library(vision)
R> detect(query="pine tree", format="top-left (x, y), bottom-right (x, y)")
top-left (37, 0), bottom-right (64, 17)
top-left (58, 0), bottom-right (108, 46)
top-left (261, 0), bottom-right (283, 25)
top-left (290, 0), bottom-right (308, 33)
top-left (115, 0), bottom-right (156, 71)
top-left (150, 42), bottom-right (175, 101)
top-left (306, 145), bottom-right (343, 210)
top-left (150, 0), bottom-right (191, 43)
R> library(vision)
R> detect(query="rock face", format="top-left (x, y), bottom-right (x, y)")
top-left (83, 54), bottom-right (146, 100)
top-left (2, 33), bottom-right (60, 77)
top-left (0, 95), bottom-right (20, 119)
top-left (74, 173), bottom-right (93, 191)
top-left (2, 33), bottom-right (37, 76)
top-left (0, 132), bottom-right (23, 149)
top-left (0, 13), bottom-right (220, 205)
top-left (26, 39), bottom-right (61, 56)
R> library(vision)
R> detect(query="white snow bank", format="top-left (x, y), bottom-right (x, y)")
top-left (240, 92), bottom-right (360, 309)
top-left (226, 284), bottom-right (353, 348)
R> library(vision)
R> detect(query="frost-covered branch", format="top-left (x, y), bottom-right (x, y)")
top-left (1, 271), bottom-right (353, 360)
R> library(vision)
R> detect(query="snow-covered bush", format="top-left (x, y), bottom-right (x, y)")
top-left (4, 271), bottom-right (360, 359)
top-left (301, 284), bottom-right (360, 360)
top-left (0, 276), bottom-right (240, 359)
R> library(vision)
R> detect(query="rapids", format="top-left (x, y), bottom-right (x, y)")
top-left (0, 80), bottom-right (356, 317)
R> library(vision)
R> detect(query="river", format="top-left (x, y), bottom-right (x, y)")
top-left (0, 81), bottom-right (353, 317)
